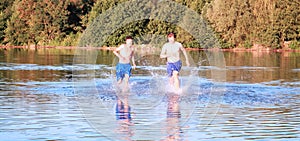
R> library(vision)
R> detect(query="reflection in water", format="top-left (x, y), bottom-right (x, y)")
top-left (115, 97), bottom-right (134, 141)
top-left (1, 48), bottom-right (300, 84)
top-left (116, 99), bottom-right (132, 121)
top-left (164, 94), bottom-right (183, 141)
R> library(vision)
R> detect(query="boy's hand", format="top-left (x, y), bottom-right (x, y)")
top-left (132, 64), bottom-right (136, 70)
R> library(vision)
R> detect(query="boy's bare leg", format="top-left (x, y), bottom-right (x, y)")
top-left (122, 74), bottom-right (130, 92)
top-left (169, 77), bottom-right (174, 86)
top-left (116, 79), bottom-right (123, 92)
top-left (173, 71), bottom-right (180, 90)
top-left (117, 79), bottom-right (122, 84)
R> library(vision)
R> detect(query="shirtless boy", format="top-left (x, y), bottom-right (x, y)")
top-left (113, 36), bottom-right (136, 90)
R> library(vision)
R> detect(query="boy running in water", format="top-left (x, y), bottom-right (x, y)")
top-left (160, 33), bottom-right (190, 91)
top-left (113, 36), bottom-right (136, 91)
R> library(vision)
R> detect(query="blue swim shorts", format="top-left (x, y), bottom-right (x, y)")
top-left (115, 102), bottom-right (131, 120)
top-left (167, 60), bottom-right (182, 77)
top-left (116, 63), bottom-right (132, 81)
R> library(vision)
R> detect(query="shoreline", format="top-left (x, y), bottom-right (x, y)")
top-left (1, 45), bottom-right (300, 52)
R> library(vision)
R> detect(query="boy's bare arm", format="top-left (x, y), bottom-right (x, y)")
top-left (160, 46), bottom-right (168, 58)
top-left (131, 51), bottom-right (136, 69)
top-left (113, 45), bottom-right (125, 60)
top-left (180, 45), bottom-right (190, 66)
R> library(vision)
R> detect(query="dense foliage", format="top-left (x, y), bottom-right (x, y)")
top-left (0, 0), bottom-right (299, 49)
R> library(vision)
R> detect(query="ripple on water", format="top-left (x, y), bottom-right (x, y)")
top-left (1, 76), bottom-right (300, 140)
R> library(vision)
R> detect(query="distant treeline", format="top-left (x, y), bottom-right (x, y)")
top-left (0, 0), bottom-right (299, 49)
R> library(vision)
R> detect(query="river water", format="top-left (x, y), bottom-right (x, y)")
top-left (0, 48), bottom-right (299, 141)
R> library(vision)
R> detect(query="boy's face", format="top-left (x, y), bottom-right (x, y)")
top-left (168, 36), bottom-right (175, 43)
top-left (126, 39), bottom-right (133, 45)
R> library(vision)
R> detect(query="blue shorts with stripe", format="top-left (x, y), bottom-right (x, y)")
top-left (116, 63), bottom-right (132, 81)
top-left (167, 60), bottom-right (182, 77)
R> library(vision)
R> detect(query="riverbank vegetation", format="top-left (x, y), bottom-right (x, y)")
top-left (0, 0), bottom-right (299, 49)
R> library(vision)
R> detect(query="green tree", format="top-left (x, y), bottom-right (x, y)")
top-left (0, 0), bottom-right (14, 44)
top-left (205, 0), bottom-right (299, 49)
top-left (4, 0), bottom-right (298, 48)
top-left (67, 0), bottom-right (96, 33)
top-left (5, 0), bottom-right (69, 46)
top-left (206, 0), bottom-right (239, 48)
top-left (5, 0), bottom-right (31, 45)
top-left (272, 0), bottom-right (300, 48)
top-left (81, 0), bottom-right (152, 47)
top-left (250, 0), bottom-right (276, 48)
top-left (175, 0), bottom-right (210, 14)
top-left (38, 0), bottom-right (69, 45)
top-left (0, 12), bottom-right (6, 43)
top-left (88, 0), bottom-right (127, 24)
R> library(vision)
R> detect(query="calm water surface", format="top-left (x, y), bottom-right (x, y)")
top-left (0, 48), bottom-right (299, 141)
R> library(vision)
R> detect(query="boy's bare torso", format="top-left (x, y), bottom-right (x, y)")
top-left (119, 44), bottom-right (134, 64)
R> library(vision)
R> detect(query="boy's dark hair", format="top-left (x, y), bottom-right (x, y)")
top-left (126, 36), bottom-right (133, 40)
top-left (167, 32), bottom-right (176, 38)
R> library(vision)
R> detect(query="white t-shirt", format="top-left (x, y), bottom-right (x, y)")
top-left (161, 42), bottom-right (182, 63)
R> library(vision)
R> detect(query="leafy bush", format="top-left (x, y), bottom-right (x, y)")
top-left (289, 40), bottom-right (300, 49)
